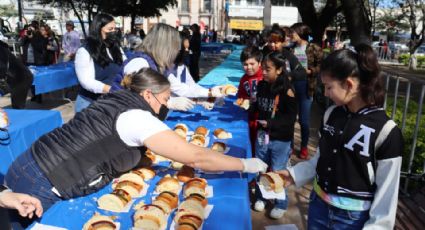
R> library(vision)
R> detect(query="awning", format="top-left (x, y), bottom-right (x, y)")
top-left (230, 19), bottom-right (263, 31)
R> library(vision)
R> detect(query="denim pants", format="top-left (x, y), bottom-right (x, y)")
top-left (254, 130), bottom-right (291, 209)
top-left (75, 94), bottom-right (93, 113)
top-left (5, 149), bottom-right (62, 229)
top-left (307, 191), bottom-right (370, 230)
top-left (293, 80), bottom-right (312, 147)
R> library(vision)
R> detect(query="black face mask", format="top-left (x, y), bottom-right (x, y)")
top-left (152, 94), bottom-right (169, 121)
top-left (157, 104), bottom-right (169, 121)
top-left (104, 31), bottom-right (119, 47)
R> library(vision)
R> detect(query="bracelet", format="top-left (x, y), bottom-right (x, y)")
top-left (208, 89), bottom-right (212, 98)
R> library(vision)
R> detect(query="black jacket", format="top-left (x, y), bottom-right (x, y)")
top-left (317, 105), bottom-right (403, 200)
top-left (252, 78), bottom-right (297, 141)
top-left (32, 90), bottom-right (154, 198)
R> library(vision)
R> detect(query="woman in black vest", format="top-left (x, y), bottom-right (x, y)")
top-left (4, 68), bottom-right (267, 229)
top-left (74, 13), bottom-right (126, 113)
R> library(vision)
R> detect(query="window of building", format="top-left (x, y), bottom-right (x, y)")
top-left (181, 0), bottom-right (190, 12)
top-left (246, 0), bottom-right (263, 6)
top-left (271, 0), bottom-right (294, 6)
top-left (204, 0), bottom-right (212, 11)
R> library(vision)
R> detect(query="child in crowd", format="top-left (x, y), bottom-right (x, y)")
top-left (279, 44), bottom-right (403, 229)
top-left (290, 23), bottom-right (316, 159)
top-left (251, 51), bottom-right (297, 219)
top-left (237, 46), bottom-right (263, 153)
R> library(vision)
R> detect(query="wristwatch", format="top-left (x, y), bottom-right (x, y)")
top-left (0, 185), bottom-right (8, 193)
top-left (208, 88), bottom-right (212, 98)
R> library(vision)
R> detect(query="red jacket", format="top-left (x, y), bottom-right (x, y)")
top-left (237, 68), bottom-right (263, 150)
top-left (237, 67), bottom-right (263, 101)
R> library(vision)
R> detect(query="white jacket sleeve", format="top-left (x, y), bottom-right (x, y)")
top-left (363, 157), bottom-right (402, 230)
top-left (168, 65), bottom-right (209, 98)
top-left (123, 58), bottom-right (150, 75)
top-left (74, 47), bottom-right (105, 93)
top-left (287, 148), bottom-right (320, 187)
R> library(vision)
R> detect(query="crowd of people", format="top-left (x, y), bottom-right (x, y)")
top-left (0, 13), bottom-right (404, 230)
top-left (235, 22), bottom-right (403, 229)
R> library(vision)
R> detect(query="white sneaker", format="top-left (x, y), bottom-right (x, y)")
top-left (270, 208), bottom-right (286, 219)
top-left (254, 200), bottom-right (265, 212)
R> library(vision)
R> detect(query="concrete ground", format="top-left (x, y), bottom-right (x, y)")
top-left (0, 52), bottom-right (323, 230)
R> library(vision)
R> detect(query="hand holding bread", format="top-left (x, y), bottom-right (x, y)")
top-left (274, 169), bottom-right (294, 188)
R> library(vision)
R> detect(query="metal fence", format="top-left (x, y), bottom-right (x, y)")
top-left (383, 73), bottom-right (425, 195)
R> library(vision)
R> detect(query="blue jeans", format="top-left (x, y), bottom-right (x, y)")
top-left (75, 94), bottom-right (93, 113)
top-left (293, 80), bottom-right (312, 147)
top-left (308, 191), bottom-right (370, 230)
top-left (255, 131), bottom-right (291, 209)
top-left (5, 149), bottom-right (62, 229)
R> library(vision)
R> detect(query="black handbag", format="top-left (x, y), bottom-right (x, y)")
top-left (0, 52), bottom-right (11, 96)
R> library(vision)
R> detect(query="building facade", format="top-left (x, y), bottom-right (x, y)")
top-left (139, 0), bottom-right (226, 36)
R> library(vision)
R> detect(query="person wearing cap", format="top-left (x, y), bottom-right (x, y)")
top-left (62, 20), bottom-right (80, 62)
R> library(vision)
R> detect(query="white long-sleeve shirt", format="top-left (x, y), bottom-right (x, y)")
top-left (124, 58), bottom-right (209, 98)
top-left (74, 47), bottom-right (126, 94)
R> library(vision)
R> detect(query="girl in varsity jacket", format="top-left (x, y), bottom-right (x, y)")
top-left (278, 44), bottom-right (403, 229)
top-left (251, 52), bottom-right (298, 219)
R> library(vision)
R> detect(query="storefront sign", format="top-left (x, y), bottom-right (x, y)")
top-left (230, 19), bottom-right (263, 31)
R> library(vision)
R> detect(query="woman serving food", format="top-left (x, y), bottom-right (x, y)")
top-left (4, 68), bottom-right (267, 229)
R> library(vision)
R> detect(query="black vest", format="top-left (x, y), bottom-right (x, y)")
top-left (79, 47), bottom-right (121, 100)
top-left (32, 90), bottom-right (154, 199)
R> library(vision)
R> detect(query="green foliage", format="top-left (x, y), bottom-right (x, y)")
top-left (385, 97), bottom-right (425, 175)
top-left (398, 54), bottom-right (425, 67)
top-left (0, 4), bottom-right (18, 18)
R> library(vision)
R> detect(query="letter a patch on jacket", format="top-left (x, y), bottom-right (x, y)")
top-left (344, 125), bottom-right (376, 157)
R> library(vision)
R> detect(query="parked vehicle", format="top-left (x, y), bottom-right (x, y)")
top-left (414, 45), bottom-right (425, 56)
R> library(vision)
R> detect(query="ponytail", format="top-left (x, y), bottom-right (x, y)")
top-left (121, 68), bottom-right (170, 94)
top-left (355, 44), bottom-right (384, 106)
top-left (321, 44), bottom-right (384, 106)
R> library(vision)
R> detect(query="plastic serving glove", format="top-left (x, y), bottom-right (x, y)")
top-left (240, 158), bottom-right (268, 173)
top-left (167, 97), bottom-right (195, 111)
top-left (211, 86), bottom-right (224, 98)
top-left (199, 101), bottom-right (215, 110)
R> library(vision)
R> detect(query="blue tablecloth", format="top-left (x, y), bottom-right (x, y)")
top-left (199, 45), bottom-right (245, 87)
top-left (0, 109), bottom-right (63, 176)
top-left (201, 43), bottom-right (236, 53)
top-left (27, 48), bottom-right (253, 230)
top-left (30, 62), bottom-right (78, 95)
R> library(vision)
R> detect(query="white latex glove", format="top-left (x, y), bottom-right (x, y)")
top-left (167, 97), bottom-right (195, 111)
top-left (240, 158), bottom-right (268, 173)
top-left (211, 86), bottom-right (224, 98)
top-left (199, 101), bottom-right (214, 110)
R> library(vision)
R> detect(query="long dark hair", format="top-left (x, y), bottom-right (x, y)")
top-left (86, 13), bottom-right (123, 67)
top-left (290, 23), bottom-right (311, 41)
top-left (321, 44), bottom-right (384, 106)
top-left (262, 52), bottom-right (292, 95)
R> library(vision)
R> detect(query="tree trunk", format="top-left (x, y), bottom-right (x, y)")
top-left (293, 0), bottom-right (341, 45)
top-left (68, 0), bottom-right (87, 38)
top-left (131, 13), bottom-right (136, 31)
top-left (341, 0), bottom-right (371, 46)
